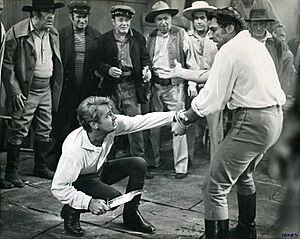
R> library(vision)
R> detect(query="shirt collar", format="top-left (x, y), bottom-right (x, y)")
top-left (81, 129), bottom-right (101, 151)
top-left (113, 29), bottom-right (133, 41)
top-left (29, 18), bottom-right (49, 36)
top-left (157, 30), bottom-right (169, 38)
top-left (261, 30), bottom-right (273, 43)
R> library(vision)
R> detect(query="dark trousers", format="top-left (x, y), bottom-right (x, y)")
top-left (65, 156), bottom-right (147, 213)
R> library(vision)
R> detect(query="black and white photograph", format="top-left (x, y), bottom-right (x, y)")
top-left (0, 0), bottom-right (299, 238)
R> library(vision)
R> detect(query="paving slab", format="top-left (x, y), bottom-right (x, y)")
top-left (0, 201), bottom-right (60, 239)
top-left (141, 172), bottom-right (205, 210)
top-left (35, 222), bottom-right (144, 239)
top-left (104, 202), bottom-right (205, 239)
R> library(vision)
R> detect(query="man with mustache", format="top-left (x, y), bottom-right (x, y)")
top-left (1, 0), bottom-right (64, 187)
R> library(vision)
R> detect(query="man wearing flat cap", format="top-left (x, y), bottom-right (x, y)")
top-left (97, 5), bottom-right (152, 181)
top-left (2, 0), bottom-right (64, 187)
top-left (145, 1), bottom-right (198, 179)
top-left (247, 9), bottom-right (296, 112)
top-left (168, 7), bottom-right (285, 238)
top-left (48, 0), bottom-right (102, 168)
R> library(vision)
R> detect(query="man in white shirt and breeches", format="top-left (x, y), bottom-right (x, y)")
top-left (51, 96), bottom-right (179, 236)
top-left (172, 7), bottom-right (286, 239)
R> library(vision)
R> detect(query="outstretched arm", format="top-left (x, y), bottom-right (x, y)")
top-left (155, 60), bottom-right (209, 83)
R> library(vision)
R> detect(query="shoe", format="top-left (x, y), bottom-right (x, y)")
top-left (145, 171), bottom-right (154, 179)
top-left (229, 222), bottom-right (257, 239)
top-left (5, 143), bottom-right (25, 187)
top-left (123, 206), bottom-right (155, 234)
top-left (0, 178), bottom-right (14, 189)
top-left (61, 206), bottom-right (84, 237)
top-left (5, 171), bottom-right (25, 187)
top-left (200, 219), bottom-right (229, 239)
top-left (175, 173), bottom-right (187, 179)
top-left (33, 167), bottom-right (54, 179)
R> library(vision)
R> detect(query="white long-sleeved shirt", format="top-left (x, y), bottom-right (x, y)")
top-left (51, 111), bottom-right (175, 210)
top-left (191, 30), bottom-right (286, 117)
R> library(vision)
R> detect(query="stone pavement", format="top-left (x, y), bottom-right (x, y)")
top-left (0, 146), bottom-right (287, 239)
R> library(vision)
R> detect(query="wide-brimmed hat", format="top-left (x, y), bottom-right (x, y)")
top-left (246, 9), bottom-right (275, 22)
top-left (183, 1), bottom-right (216, 21)
top-left (145, 1), bottom-right (178, 23)
top-left (22, 0), bottom-right (65, 12)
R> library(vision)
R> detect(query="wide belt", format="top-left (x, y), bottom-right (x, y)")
top-left (115, 71), bottom-right (134, 84)
top-left (233, 104), bottom-right (280, 113)
top-left (30, 77), bottom-right (51, 90)
top-left (152, 75), bottom-right (172, 86)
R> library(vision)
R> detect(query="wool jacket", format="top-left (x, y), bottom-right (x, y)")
top-left (97, 29), bottom-right (150, 103)
top-left (58, 25), bottom-right (101, 109)
top-left (2, 18), bottom-right (63, 112)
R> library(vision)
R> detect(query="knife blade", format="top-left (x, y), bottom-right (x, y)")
top-left (107, 189), bottom-right (146, 209)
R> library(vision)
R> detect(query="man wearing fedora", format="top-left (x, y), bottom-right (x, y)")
top-left (145, 1), bottom-right (197, 179)
top-left (170, 7), bottom-right (285, 239)
top-left (97, 5), bottom-right (152, 170)
top-left (1, 0), bottom-right (64, 187)
top-left (230, 0), bottom-right (285, 39)
top-left (48, 0), bottom-right (102, 169)
top-left (183, 1), bottom-right (224, 161)
top-left (247, 8), bottom-right (296, 112)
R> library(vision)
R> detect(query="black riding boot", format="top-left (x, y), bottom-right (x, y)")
top-left (33, 140), bottom-right (54, 179)
top-left (230, 192), bottom-right (257, 239)
top-left (123, 193), bottom-right (155, 234)
top-left (61, 205), bottom-right (84, 237)
top-left (5, 143), bottom-right (25, 187)
top-left (200, 219), bottom-right (229, 239)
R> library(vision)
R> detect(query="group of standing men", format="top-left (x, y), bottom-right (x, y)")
top-left (0, 0), bottom-right (295, 238)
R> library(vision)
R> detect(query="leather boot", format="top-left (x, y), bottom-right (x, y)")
top-left (230, 193), bottom-right (257, 239)
top-left (5, 143), bottom-right (25, 187)
top-left (61, 205), bottom-right (84, 237)
top-left (199, 219), bottom-right (229, 239)
top-left (33, 140), bottom-right (54, 179)
top-left (123, 194), bottom-right (155, 234)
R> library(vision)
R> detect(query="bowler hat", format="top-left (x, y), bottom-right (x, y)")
top-left (68, 0), bottom-right (90, 15)
top-left (22, 0), bottom-right (64, 12)
top-left (183, 1), bottom-right (216, 21)
top-left (145, 1), bottom-right (178, 23)
top-left (246, 9), bottom-right (275, 22)
top-left (111, 5), bottom-right (135, 19)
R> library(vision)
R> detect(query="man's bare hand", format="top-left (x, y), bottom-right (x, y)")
top-left (109, 67), bottom-right (122, 78)
top-left (88, 199), bottom-right (110, 215)
top-left (142, 66), bottom-right (152, 82)
top-left (10, 94), bottom-right (26, 112)
top-left (188, 84), bottom-right (198, 97)
top-left (171, 110), bottom-right (189, 136)
top-left (155, 59), bottom-right (183, 79)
